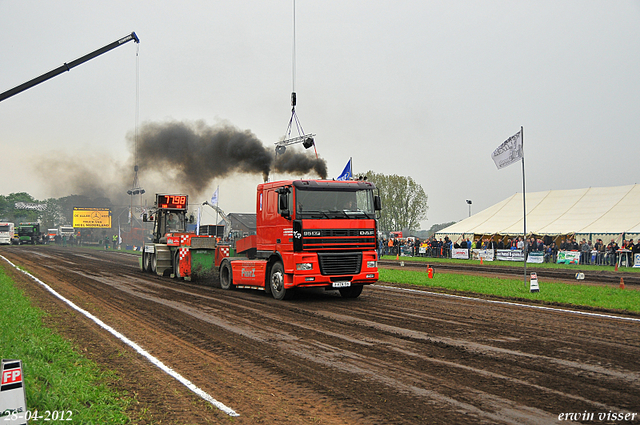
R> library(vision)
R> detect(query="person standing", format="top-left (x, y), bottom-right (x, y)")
top-left (607, 239), bottom-right (619, 266)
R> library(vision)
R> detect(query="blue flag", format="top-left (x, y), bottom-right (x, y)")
top-left (336, 158), bottom-right (352, 181)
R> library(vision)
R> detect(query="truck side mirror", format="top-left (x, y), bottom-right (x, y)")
top-left (142, 213), bottom-right (148, 222)
top-left (374, 195), bottom-right (382, 211)
top-left (278, 188), bottom-right (291, 218)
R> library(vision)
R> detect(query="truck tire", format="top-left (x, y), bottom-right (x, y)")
top-left (150, 253), bottom-right (157, 274)
top-left (269, 262), bottom-right (293, 300)
top-left (173, 251), bottom-right (182, 279)
top-left (142, 251), bottom-right (152, 272)
top-left (219, 261), bottom-right (233, 290)
top-left (339, 284), bottom-right (363, 299)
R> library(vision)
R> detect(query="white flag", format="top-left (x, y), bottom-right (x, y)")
top-left (492, 130), bottom-right (523, 170)
top-left (196, 207), bottom-right (201, 235)
top-left (210, 186), bottom-right (219, 205)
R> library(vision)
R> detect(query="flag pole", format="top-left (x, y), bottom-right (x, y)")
top-left (216, 185), bottom-right (220, 238)
top-left (521, 126), bottom-right (527, 288)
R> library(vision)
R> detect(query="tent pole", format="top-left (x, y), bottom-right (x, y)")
top-left (521, 126), bottom-right (527, 288)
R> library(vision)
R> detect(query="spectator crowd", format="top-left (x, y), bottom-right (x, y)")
top-left (380, 234), bottom-right (640, 266)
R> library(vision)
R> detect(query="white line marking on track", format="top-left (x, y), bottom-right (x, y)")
top-left (1, 255), bottom-right (240, 417)
top-left (373, 284), bottom-right (640, 323)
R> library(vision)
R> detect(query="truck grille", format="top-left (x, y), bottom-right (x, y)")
top-left (317, 252), bottom-right (362, 275)
top-left (302, 228), bottom-right (376, 251)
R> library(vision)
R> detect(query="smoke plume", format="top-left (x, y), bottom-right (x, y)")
top-left (135, 120), bottom-right (327, 193)
top-left (34, 120), bottom-right (327, 203)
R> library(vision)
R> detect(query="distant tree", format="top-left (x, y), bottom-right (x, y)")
top-left (426, 221), bottom-right (457, 238)
top-left (0, 196), bottom-right (9, 221)
top-left (1, 192), bottom-right (42, 223)
top-left (363, 171), bottom-right (428, 234)
top-left (39, 198), bottom-right (64, 230)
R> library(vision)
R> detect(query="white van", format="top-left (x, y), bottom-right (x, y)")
top-left (0, 222), bottom-right (15, 245)
top-left (59, 226), bottom-right (75, 237)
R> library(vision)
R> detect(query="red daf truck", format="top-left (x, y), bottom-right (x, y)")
top-left (140, 179), bottom-right (381, 300)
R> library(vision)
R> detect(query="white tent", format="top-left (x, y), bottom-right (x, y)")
top-left (436, 184), bottom-right (640, 243)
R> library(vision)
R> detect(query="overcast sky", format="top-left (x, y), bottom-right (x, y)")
top-left (1, 1), bottom-right (639, 229)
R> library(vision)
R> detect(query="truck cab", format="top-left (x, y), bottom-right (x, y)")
top-left (221, 179), bottom-right (382, 300)
top-left (0, 222), bottom-right (15, 245)
top-left (17, 222), bottom-right (41, 244)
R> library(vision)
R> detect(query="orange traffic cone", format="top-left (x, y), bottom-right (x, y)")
top-left (620, 277), bottom-right (625, 289)
top-left (428, 267), bottom-right (433, 279)
top-left (480, 257), bottom-right (484, 265)
top-left (396, 252), bottom-right (399, 261)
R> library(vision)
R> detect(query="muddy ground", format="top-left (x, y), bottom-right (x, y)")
top-left (1, 246), bottom-right (639, 424)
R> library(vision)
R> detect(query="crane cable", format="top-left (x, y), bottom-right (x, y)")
top-left (135, 42), bottom-right (140, 173)
top-left (285, 0), bottom-right (303, 139)
top-left (283, 0), bottom-right (318, 158)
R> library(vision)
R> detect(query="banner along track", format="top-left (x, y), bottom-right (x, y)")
top-left (379, 259), bottom-right (640, 286)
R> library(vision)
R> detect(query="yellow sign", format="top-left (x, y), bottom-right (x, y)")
top-left (73, 208), bottom-right (112, 228)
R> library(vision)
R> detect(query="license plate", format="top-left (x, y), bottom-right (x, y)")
top-left (332, 281), bottom-right (351, 288)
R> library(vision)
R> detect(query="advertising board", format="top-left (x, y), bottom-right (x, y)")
top-left (73, 208), bottom-right (112, 228)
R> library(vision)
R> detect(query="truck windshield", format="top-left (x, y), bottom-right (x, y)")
top-left (295, 188), bottom-right (375, 219)
top-left (0, 225), bottom-right (9, 232)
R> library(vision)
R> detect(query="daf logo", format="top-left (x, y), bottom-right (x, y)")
top-left (303, 230), bottom-right (321, 236)
top-left (360, 230), bottom-right (375, 236)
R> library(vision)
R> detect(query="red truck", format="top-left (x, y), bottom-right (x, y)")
top-left (141, 179), bottom-right (382, 300)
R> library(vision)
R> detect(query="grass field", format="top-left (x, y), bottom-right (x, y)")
top-left (0, 266), bottom-right (132, 424)
top-left (379, 267), bottom-right (640, 313)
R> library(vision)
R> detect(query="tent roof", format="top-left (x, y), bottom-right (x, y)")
top-left (437, 184), bottom-right (640, 237)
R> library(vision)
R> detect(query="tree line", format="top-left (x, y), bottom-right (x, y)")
top-left (0, 193), bottom-right (114, 230)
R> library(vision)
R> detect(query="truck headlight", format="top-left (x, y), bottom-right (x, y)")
top-left (367, 261), bottom-right (377, 268)
top-left (296, 263), bottom-right (313, 271)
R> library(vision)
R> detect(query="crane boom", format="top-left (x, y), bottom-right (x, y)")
top-left (0, 32), bottom-right (139, 103)
top-left (202, 201), bottom-right (232, 226)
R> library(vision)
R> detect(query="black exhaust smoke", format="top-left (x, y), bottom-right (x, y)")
top-left (34, 120), bottom-right (327, 204)
top-left (135, 120), bottom-right (327, 193)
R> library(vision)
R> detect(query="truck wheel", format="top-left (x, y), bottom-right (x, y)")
top-left (150, 254), bottom-right (157, 273)
top-left (173, 251), bottom-right (182, 279)
top-left (219, 261), bottom-right (233, 290)
top-left (142, 251), bottom-right (151, 272)
top-left (269, 262), bottom-right (293, 300)
top-left (339, 285), bottom-right (363, 299)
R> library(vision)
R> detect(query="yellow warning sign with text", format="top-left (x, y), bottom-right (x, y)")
top-left (73, 208), bottom-right (112, 228)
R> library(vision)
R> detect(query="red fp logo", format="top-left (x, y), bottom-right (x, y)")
top-left (2, 368), bottom-right (22, 385)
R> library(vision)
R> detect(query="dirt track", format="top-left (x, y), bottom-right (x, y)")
top-left (2, 245), bottom-right (640, 424)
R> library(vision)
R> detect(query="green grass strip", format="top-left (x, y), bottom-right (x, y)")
top-left (380, 268), bottom-right (640, 313)
top-left (0, 266), bottom-right (131, 424)
top-left (381, 254), bottom-right (640, 273)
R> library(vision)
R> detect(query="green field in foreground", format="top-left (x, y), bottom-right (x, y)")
top-left (0, 266), bottom-right (132, 424)
top-left (380, 268), bottom-right (640, 313)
